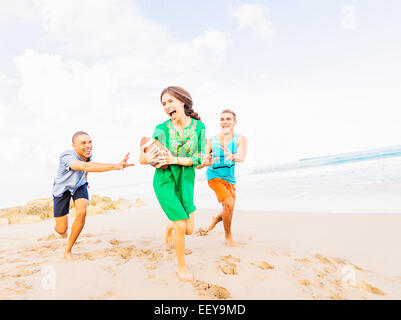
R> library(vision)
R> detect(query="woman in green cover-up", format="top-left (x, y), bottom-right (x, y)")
top-left (139, 86), bottom-right (213, 281)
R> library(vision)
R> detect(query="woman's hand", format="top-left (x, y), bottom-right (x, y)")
top-left (139, 145), bottom-right (159, 165)
top-left (155, 149), bottom-right (177, 168)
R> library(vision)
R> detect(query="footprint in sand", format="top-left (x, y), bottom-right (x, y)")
top-left (195, 228), bottom-right (208, 236)
top-left (108, 239), bottom-right (120, 246)
top-left (298, 279), bottom-right (311, 286)
top-left (294, 258), bottom-right (312, 263)
top-left (16, 280), bottom-right (32, 290)
top-left (315, 254), bottom-right (332, 264)
top-left (12, 265), bottom-right (41, 278)
top-left (218, 255), bottom-right (241, 275)
top-left (165, 245), bottom-right (192, 255)
top-left (266, 250), bottom-right (279, 256)
top-left (9, 258), bottom-right (28, 264)
top-left (149, 250), bottom-right (164, 261)
top-left (251, 261), bottom-right (274, 270)
top-left (103, 266), bottom-right (117, 277)
top-left (82, 233), bottom-right (97, 238)
top-left (357, 281), bottom-right (386, 296)
top-left (37, 234), bottom-right (60, 241)
top-left (193, 280), bottom-right (231, 299)
top-left (218, 262), bottom-right (238, 275)
top-left (221, 255), bottom-right (240, 263)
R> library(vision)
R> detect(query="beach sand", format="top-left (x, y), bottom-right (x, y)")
top-left (1, 207), bottom-right (400, 300)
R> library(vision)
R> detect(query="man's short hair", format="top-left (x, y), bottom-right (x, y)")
top-left (72, 131), bottom-right (89, 143)
top-left (221, 109), bottom-right (236, 120)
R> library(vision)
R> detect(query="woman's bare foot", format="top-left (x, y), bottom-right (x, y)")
top-left (54, 226), bottom-right (68, 239)
top-left (63, 251), bottom-right (79, 261)
top-left (176, 266), bottom-right (194, 282)
top-left (225, 235), bottom-right (237, 247)
top-left (164, 221), bottom-right (174, 248)
top-left (207, 215), bottom-right (222, 232)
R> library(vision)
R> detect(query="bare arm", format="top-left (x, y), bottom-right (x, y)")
top-left (70, 153), bottom-right (134, 172)
top-left (196, 138), bottom-right (215, 170)
top-left (155, 150), bottom-right (193, 168)
top-left (232, 135), bottom-right (247, 163)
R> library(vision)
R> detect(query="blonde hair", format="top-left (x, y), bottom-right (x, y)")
top-left (221, 109), bottom-right (236, 120)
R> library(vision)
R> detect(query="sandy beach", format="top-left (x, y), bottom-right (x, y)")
top-left (1, 205), bottom-right (400, 300)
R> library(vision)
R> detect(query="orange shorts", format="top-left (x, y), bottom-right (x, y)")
top-left (208, 178), bottom-right (236, 203)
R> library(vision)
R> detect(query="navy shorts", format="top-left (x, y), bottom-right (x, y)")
top-left (53, 183), bottom-right (89, 218)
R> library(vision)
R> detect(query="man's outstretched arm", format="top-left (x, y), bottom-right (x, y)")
top-left (70, 153), bottom-right (134, 172)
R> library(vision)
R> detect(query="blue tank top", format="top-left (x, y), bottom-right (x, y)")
top-left (206, 134), bottom-right (238, 184)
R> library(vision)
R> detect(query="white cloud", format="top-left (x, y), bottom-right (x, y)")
top-left (34, 0), bottom-right (170, 58)
top-left (28, 0), bottom-right (232, 88)
top-left (33, 0), bottom-right (233, 66)
top-left (230, 3), bottom-right (275, 42)
top-left (15, 49), bottom-right (119, 119)
top-left (191, 29), bottom-right (233, 64)
top-left (1, 0), bottom-right (233, 179)
top-left (0, 0), bottom-right (40, 31)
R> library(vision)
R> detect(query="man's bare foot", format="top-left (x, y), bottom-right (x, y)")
top-left (54, 226), bottom-right (68, 239)
top-left (225, 236), bottom-right (237, 247)
top-left (207, 215), bottom-right (222, 232)
top-left (63, 251), bottom-right (79, 261)
top-left (164, 221), bottom-right (174, 248)
top-left (176, 266), bottom-right (194, 282)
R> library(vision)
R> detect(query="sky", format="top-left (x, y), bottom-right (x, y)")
top-left (0, 0), bottom-right (400, 206)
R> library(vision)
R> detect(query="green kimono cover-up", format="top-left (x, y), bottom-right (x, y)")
top-left (152, 118), bottom-right (206, 221)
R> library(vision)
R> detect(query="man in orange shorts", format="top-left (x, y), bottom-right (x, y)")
top-left (202, 109), bottom-right (247, 246)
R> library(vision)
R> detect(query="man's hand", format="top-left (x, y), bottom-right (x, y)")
top-left (196, 152), bottom-right (218, 169)
top-left (116, 152), bottom-right (135, 170)
top-left (219, 145), bottom-right (235, 162)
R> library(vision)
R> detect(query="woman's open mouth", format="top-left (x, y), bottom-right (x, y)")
top-left (168, 110), bottom-right (177, 118)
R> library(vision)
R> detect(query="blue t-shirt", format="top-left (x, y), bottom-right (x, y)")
top-left (52, 150), bottom-right (92, 197)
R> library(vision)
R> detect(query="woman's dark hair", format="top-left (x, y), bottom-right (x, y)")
top-left (160, 86), bottom-right (201, 121)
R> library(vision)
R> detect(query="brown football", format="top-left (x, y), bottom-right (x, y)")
top-left (140, 136), bottom-right (169, 169)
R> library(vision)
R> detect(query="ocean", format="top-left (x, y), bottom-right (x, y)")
top-left (2, 145), bottom-right (401, 214)
top-left (91, 145), bottom-right (401, 214)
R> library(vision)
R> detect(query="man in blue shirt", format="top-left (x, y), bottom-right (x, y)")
top-left (52, 131), bottom-right (134, 260)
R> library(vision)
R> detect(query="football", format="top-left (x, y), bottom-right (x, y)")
top-left (140, 137), bottom-right (169, 169)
